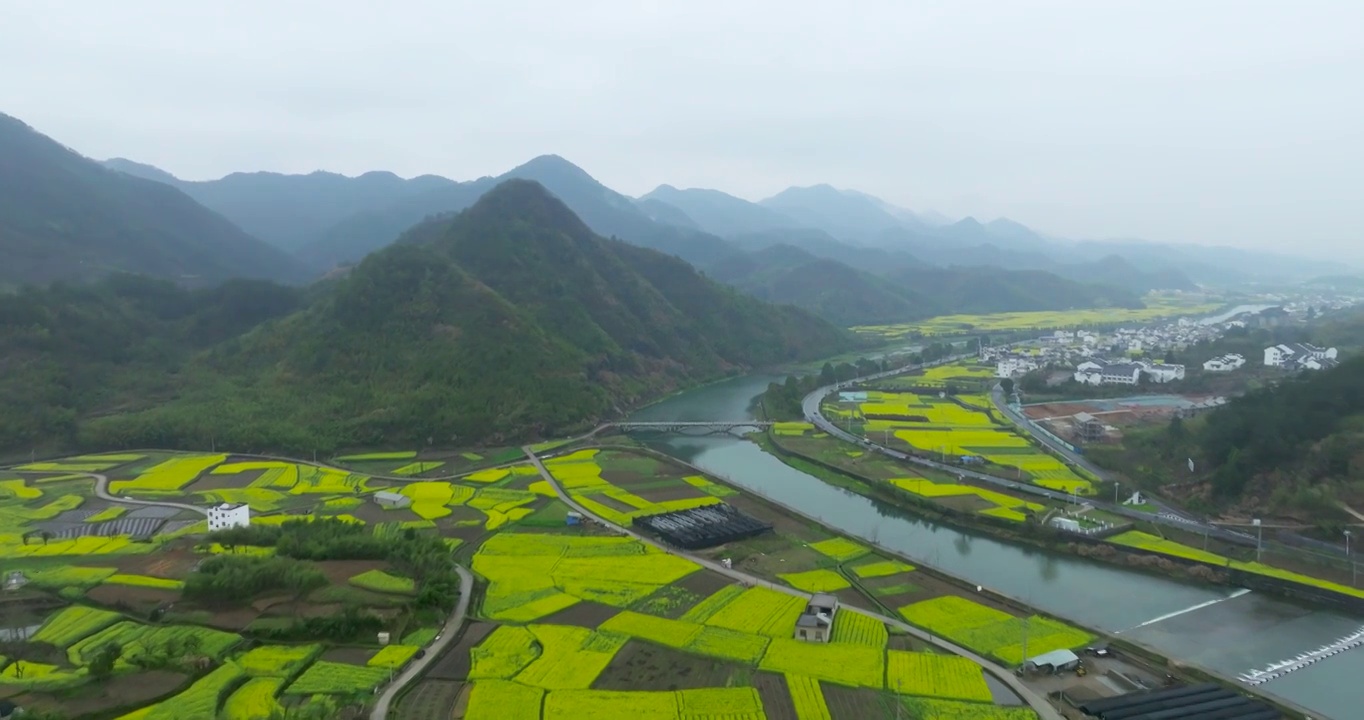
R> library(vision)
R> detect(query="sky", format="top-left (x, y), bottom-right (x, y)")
top-left (2, 1), bottom-right (1362, 259)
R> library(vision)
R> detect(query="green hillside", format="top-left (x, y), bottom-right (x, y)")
top-left (0, 113), bottom-right (305, 286)
top-left (0, 180), bottom-right (852, 456)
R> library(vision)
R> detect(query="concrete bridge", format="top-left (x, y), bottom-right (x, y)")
top-left (609, 421), bottom-right (772, 436)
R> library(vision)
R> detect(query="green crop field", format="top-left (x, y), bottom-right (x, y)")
top-left (30, 606), bottom-right (123, 648)
top-left (237, 644), bottom-right (321, 676)
top-left (899, 596), bottom-right (1092, 665)
top-left (349, 569), bottom-right (416, 594)
top-left (888, 651), bottom-right (992, 702)
top-left (786, 673), bottom-right (834, 719)
top-left (852, 295), bottom-right (1222, 338)
top-left (779, 569), bottom-right (851, 593)
top-left (287, 660), bottom-right (389, 694)
top-left (760, 637), bottom-right (885, 688)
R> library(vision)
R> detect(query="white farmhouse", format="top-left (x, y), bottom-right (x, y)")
top-left (207, 502), bottom-right (251, 532)
top-left (794, 593), bottom-right (839, 643)
top-left (1073, 359), bottom-right (1143, 385)
top-left (1203, 353), bottom-right (1246, 372)
top-left (996, 358), bottom-right (1038, 378)
top-left (1140, 361), bottom-right (1185, 383)
top-left (1264, 343), bottom-right (1337, 368)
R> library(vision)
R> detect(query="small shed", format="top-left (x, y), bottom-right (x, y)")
top-left (373, 491), bottom-right (412, 509)
top-left (566, 511), bottom-right (582, 526)
top-left (1024, 648), bottom-right (1080, 674)
top-left (3, 571), bottom-right (28, 592)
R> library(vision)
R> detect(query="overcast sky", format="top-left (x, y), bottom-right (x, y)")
top-left (3, 1), bottom-right (1361, 258)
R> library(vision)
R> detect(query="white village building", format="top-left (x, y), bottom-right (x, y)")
top-left (207, 502), bottom-right (251, 532)
top-left (1073, 359), bottom-right (1183, 386)
top-left (1263, 343), bottom-right (1339, 371)
top-left (996, 357), bottom-right (1038, 378)
top-left (1142, 362), bottom-right (1186, 383)
top-left (1202, 353), bottom-right (1246, 372)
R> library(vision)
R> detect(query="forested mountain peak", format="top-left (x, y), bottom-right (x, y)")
top-left (0, 178), bottom-right (853, 455)
top-left (0, 112), bottom-right (305, 286)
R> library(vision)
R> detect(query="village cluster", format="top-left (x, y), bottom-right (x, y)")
top-left (982, 306), bottom-right (1340, 386)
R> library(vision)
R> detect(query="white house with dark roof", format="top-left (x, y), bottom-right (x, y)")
top-left (1203, 353), bottom-right (1246, 372)
top-left (794, 593), bottom-right (839, 643)
top-left (1264, 343), bottom-right (1337, 369)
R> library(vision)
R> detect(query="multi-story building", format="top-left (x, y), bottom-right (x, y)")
top-left (206, 502), bottom-right (251, 532)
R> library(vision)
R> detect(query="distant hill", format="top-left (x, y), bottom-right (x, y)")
top-left (708, 244), bottom-right (1143, 326)
top-left (1302, 274), bottom-right (1364, 290)
top-left (102, 159), bottom-right (458, 252)
top-left (299, 155), bottom-right (737, 271)
top-left (1051, 255), bottom-right (1198, 294)
top-left (642, 185), bottom-right (804, 236)
top-left (0, 113), bottom-right (304, 286)
top-left (886, 265), bottom-right (1143, 316)
top-left (759, 184), bottom-right (913, 240)
top-left (706, 245), bottom-right (930, 326)
top-left (103, 157), bottom-right (179, 184)
top-left (0, 180), bottom-right (853, 454)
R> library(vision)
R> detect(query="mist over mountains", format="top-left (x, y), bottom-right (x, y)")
top-left (2, 111), bottom-right (1345, 328)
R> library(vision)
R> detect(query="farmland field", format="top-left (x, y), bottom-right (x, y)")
top-left (703, 587), bottom-right (806, 638)
top-left (830, 611), bottom-right (889, 647)
top-left (779, 569), bottom-right (850, 593)
top-left (851, 295), bottom-right (1221, 338)
top-left (887, 651), bottom-right (992, 702)
top-left (828, 387), bottom-right (1096, 496)
top-left (760, 637), bottom-right (884, 688)
top-left (4, 446), bottom-right (1057, 720)
top-left (898, 596), bottom-right (1092, 665)
top-left (287, 660), bottom-right (389, 694)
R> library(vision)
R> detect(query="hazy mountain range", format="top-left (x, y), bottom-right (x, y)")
top-left (0, 179), bottom-right (853, 454)
top-left (2, 111), bottom-right (1346, 327)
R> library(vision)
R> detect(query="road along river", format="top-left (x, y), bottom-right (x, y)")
top-left (628, 372), bottom-right (1364, 720)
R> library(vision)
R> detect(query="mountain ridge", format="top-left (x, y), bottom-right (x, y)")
top-left (0, 113), bottom-right (305, 287)
top-left (0, 179), bottom-right (853, 455)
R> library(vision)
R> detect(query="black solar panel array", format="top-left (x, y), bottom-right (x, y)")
top-left (1079, 683), bottom-right (1282, 720)
top-left (633, 503), bottom-right (772, 549)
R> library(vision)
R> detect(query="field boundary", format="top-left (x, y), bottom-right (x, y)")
top-left (521, 444), bottom-right (1066, 720)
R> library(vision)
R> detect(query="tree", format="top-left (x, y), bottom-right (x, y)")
top-left (1019, 370), bottom-right (1048, 394)
top-left (1164, 349), bottom-right (1178, 364)
top-left (1166, 415), bottom-right (1187, 443)
top-left (819, 362), bottom-right (836, 385)
top-left (1000, 378), bottom-right (1015, 395)
top-left (1307, 306), bottom-right (1317, 320)
top-left (90, 642), bottom-right (122, 678)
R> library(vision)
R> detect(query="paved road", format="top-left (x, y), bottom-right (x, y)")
top-left (16, 471), bottom-right (213, 517)
top-left (370, 565), bottom-right (474, 720)
top-left (522, 446), bottom-right (1065, 720)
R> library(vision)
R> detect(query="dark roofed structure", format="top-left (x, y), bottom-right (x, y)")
top-left (1077, 682), bottom-right (1283, 719)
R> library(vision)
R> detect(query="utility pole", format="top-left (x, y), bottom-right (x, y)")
top-left (1254, 518), bottom-right (1262, 562)
top-left (1346, 530), bottom-right (1355, 587)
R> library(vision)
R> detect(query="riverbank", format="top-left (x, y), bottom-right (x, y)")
top-left (596, 436), bottom-right (1319, 719)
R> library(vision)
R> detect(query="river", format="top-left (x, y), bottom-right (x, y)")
top-left (629, 373), bottom-right (1362, 719)
top-left (1199, 303), bottom-right (1278, 325)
